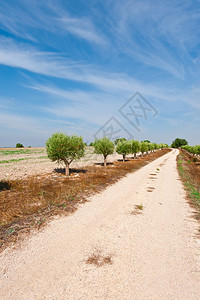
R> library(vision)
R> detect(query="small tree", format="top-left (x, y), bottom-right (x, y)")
top-left (140, 142), bottom-right (148, 156)
top-left (148, 143), bottom-right (154, 152)
top-left (131, 140), bottom-right (141, 158)
top-left (152, 143), bottom-right (158, 152)
top-left (116, 140), bottom-right (131, 162)
top-left (46, 132), bottom-right (85, 176)
top-left (16, 143), bottom-right (24, 148)
top-left (93, 137), bottom-right (114, 166)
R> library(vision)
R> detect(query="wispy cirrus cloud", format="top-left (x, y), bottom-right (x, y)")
top-left (106, 0), bottom-right (200, 78)
top-left (1, 35), bottom-right (200, 115)
top-left (0, 0), bottom-right (107, 46)
top-left (58, 16), bottom-right (108, 45)
top-left (0, 37), bottom-right (141, 92)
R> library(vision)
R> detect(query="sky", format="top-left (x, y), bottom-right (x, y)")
top-left (0, 0), bottom-right (200, 147)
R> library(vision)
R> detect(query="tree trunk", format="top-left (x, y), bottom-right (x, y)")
top-left (134, 153), bottom-right (136, 159)
top-left (123, 154), bottom-right (125, 162)
top-left (65, 161), bottom-right (70, 176)
top-left (104, 156), bottom-right (107, 167)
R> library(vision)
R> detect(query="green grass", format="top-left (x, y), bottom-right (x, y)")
top-left (0, 149), bottom-right (32, 156)
top-left (0, 156), bottom-right (48, 164)
top-left (0, 158), bottom-right (29, 164)
top-left (0, 149), bottom-right (45, 156)
top-left (135, 204), bottom-right (143, 210)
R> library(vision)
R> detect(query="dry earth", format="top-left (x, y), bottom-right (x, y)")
top-left (0, 147), bottom-right (127, 180)
top-left (0, 149), bottom-right (200, 299)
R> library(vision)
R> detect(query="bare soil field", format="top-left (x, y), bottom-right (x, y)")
top-left (0, 149), bottom-right (200, 299)
top-left (0, 147), bottom-right (126, 180)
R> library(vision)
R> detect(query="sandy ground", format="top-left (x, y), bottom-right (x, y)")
top-left (0, 147), bottom-right (129, 180)
top-left (0, 149), bottom-right (200, 299)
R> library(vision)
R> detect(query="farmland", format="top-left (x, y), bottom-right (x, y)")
top-left (0, 146), bottom-right (124, 181)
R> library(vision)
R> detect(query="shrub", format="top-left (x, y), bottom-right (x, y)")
top-left (16, 143), bottom-right (24, 148)
top-left (46, 132), bottom-right (85, 176)
top-left (93, 137), bottom-right (114, 166)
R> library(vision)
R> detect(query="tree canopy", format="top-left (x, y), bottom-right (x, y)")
top-left (171, 138), bottom-right (188, 148)
top-left (116, 140), bottom-right (131, 161)
top-left (46, 132), bottom-right (85, 176)
top-left (93, 137), bottom-right (114, 166)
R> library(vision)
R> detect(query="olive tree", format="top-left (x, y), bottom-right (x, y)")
top-left (196, 145), bottom-right (200, 155)
top-left (116, 140), bottom-right (131, 162)
top-left (46, 132), bottom-right (85, 176)
top-left (131, 140), bottom-right (141, 158)
top-left (93, 137), bottom-right (114, 166)
top-left (140, 142), bottom-right (149, 156)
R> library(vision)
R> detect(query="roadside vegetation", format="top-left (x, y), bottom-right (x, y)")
top-left (177, 149), bottom-right (200, 225)
top-left (181, 144), bottom-right (200, 159)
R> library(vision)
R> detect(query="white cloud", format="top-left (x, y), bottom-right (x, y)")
top-left (0, 0), bottom-right (107, 46)
top-left (59, 16), bottom-right (107, 45)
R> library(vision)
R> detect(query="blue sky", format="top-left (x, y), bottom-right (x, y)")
top-left (0, 0), bottom-right (200, 147)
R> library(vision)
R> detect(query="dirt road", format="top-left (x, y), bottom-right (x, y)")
top-left (0, 149), bottom-right (200, 299)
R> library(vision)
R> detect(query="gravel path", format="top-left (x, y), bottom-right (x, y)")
top-left (0, 149), bottom-right (200, 299)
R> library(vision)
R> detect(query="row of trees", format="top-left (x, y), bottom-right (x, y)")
top-left (46, 133), bottom-right (168, 176)
top-left (181, 144), bottom-right (200, 156)
top-left (115, 140), bottom-right (167, 162)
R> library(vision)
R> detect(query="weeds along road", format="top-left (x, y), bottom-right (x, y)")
top-left (1, 149), bottom-right (200, 299)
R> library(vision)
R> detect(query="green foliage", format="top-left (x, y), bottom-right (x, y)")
top-left (182, 144), bottom-right (200, 156)
top-left (131, 140), bottom-right (141, 155)
top-left (152, 143), bottom-right (158, 150)
top-left (141, 140), bottom-right (150, 143)
top-left (116, 140), bottom-right (131, 161)
top-left (46, 133), bottom-right (85, 175)
top-left (171, 138), bottom-right (188, 148)
top-left (140, 142), bottom-right (149, 154)
top-left (16, 143), bottom-right (24, 148)
top-left (114, 138), bottom-right (127, 145)
top-left (94, 137), bottom-right (114, 157)
top-left (197, 145), bottom-right (200, 155)
top-left (159, 143), bottom-right (167, 149)
top-left (147, 143), bottom-right (154, 151)
top-left (93, 137), bottom-right (114, 166)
